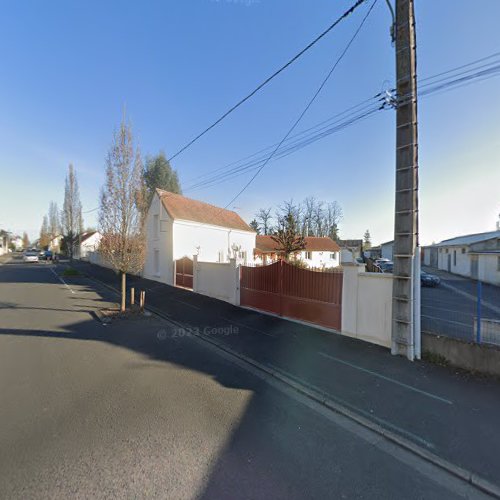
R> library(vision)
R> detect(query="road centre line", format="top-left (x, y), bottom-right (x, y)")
top-left (49, 266), bottom-right (75, 295)
top-left (318, 352), bottom-right (453, 405)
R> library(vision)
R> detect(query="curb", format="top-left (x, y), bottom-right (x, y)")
top-left (81, 268), bottom-right (500, 499)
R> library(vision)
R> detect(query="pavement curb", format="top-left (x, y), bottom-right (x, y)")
top-left (81, 268), bottom-right (500, 499)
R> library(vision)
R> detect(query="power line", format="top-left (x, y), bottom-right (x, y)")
top-left (222, 0), bottom-right (378, 210)
top-left (167, 0), bottom-right (369, 162)
top-left (82, 50), bottom-right (500, 213)
top-left (184, 53), bottom-right (500, 194)
top-left (184, 100), bottom-right (383, 192)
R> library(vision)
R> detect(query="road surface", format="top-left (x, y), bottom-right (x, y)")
top-left (0, 258), bottom-right (496, 499)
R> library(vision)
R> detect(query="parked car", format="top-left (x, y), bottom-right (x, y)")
top-left (40, 250), bottom-right (53, 261)
top-left (378, 261), bottom-right (393, 273)
top-left (23, 251), bottom-right (39, 263)
top-left (421, 271), bottom-right (440, 287)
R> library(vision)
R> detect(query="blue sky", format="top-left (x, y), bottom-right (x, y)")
top-left (1, 0), bottom-right (499, 245)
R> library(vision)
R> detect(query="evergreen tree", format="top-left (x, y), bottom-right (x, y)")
top-left (143, 152), bottom-right (181, 206)
top-left (249, 219), bottom-right (260, 234)
top-left (363, 229), bottom-right (372, 248)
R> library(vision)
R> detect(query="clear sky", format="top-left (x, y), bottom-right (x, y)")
top-left (1, 0), bottom-right (499, 245)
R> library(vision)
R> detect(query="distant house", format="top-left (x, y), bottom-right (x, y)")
top-left (144, 189), bottom-right (256, 285)
top-left (74, 231), bottom-right (102, 260)
top-left (49, 235), bottom-right (63, 253)
top-left (254, 235), bottom-right (340, 268)
top-left (381, 240), bottom-right (394, 261)
top-left (338, 239), bottom-right (363, 264)
top-left (0, 231), bottom-right (8, 256)
top-left (435, 230), bottom-right (500, 285)
top-left (11, 236), bottom-right (23, 251)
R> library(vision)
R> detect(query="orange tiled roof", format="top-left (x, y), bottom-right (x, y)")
top-left (255, 235), bottom-right (340, 253)
top-left (157, 190), bottom-right (254, 232)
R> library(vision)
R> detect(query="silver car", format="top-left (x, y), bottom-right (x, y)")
top-left (23, 251), bottom-right (39, 263)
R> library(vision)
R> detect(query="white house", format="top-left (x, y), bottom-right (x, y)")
top-left (0, 231), bottom-right (8, 256)
top-left (49, 235), bottom-right (63, 253)
top-left (75, 231), bottom-right (102, 260)
top-left (435, 230), bottom-right (500, 285)
top-left (254, 235), bottom-right (341, 268)
top-left (144, 189), bottom-right (256, 285)
top-left (11, 236), bottom-right (23, 251)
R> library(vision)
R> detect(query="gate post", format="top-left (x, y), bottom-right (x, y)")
top-left (193, 255), bottom-right (198, 292)
top-left (230, 258), bottom-right (240, 306)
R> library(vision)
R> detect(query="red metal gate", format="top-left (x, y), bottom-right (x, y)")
top-left (240, 260), bottom-right (343, 330)
top-left (175, 256), bottom-right (193, 289)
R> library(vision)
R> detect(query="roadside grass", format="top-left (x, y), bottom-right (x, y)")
top-left (422, 350), bottom-right (450, 367)
top-left (62, 267), bottom-right (80, 277)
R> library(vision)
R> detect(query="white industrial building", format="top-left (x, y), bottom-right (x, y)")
top-left (435, 230), bottom-right (500, 286)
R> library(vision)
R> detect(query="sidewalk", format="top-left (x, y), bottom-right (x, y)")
top-left (71, 260), bottom-right (500, 490)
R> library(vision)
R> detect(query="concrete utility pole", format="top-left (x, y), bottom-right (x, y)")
top-left (391, 0), bottom-right (420, 360)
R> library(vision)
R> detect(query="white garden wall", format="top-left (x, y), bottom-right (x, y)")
top-left (341, 264), bottom-right (392, 348)
top-left (193, 257), bottom-right (240, 305)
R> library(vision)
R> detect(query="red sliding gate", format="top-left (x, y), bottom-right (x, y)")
top-left (240, 260), bottom-right (343, 330)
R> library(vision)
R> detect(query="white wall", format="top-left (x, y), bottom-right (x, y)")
top-left (437, 246), bottom-right (470, 277)
top-left (193, 257), bottom-right (240, 305)
top-left (478, 254), bottom-right (500, 286)
top-left (87, 250), bottom-right (112, 269)
top-left (143, 194), bottom-right (174, 285)
top-left (299, 250), bottom-right (340, 268)
top-left (340, 248), bottom-right (354, 264)
top-left (78, 233), bottom-right (102, 260)
top-left (173, 220), bottom-right (255, 265)
top-left (341, 264), bottom-right (392, 348)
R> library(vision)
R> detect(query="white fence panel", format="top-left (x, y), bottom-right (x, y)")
top-left (193, 257), bottom-right (240, 305)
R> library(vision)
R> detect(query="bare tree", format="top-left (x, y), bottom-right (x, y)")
top-left (256, 207), bottom-right (273, 235)
top-left (22, 232), bottom-right (30, 249)
top-left (40, 215), bottom-right (51, 249)
top-left (48, 201), bottom-right (60, 238)
top-left (276, 199), bottom-right (301, 235)
top-left (301, 196), bottom-right (316, 236)
top-left (61, 164), bottom-right (83, 259)
top-left (98, 118), bottom-right (146, 312)
top-left (325, 201), bottom-right (343, 241)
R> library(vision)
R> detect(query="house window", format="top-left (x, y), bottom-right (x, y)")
top-left (497, 256), bottom-right (500, 272)
top-left (461, 248), bottom-right (466, 254)
top-left (445, 248), bottom-right (449, 254)
top-left (453, 250), bottom-right (456, 266)
top-left (305, 251), bottom-right (312, 260)
top-left (218, 250), bottom-right (224, 263)
top-left (330, 253), bottom-right (336, 259)
top-left (154, 249), bottom-right (159, 275)
top-left (153, 214), bottom-right (159, 239)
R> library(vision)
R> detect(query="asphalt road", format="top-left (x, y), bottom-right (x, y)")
top-left (421, 267), bottom-right (500, 342)
top-left (0, 259), bottom-right (496, 499)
